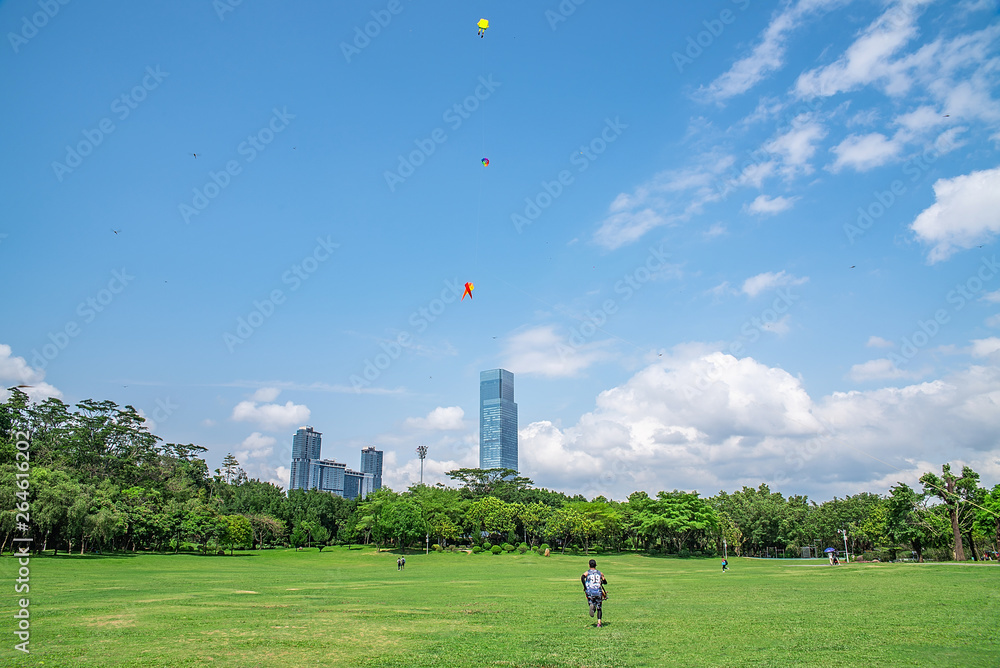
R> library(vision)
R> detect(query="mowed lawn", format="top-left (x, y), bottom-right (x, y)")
top-left (1, 548), bottom-right (998, 667)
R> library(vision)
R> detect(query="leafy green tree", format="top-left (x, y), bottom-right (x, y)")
top-left (221, 515), bottom-right (252, 555)
top-left (446, 468), bottom-right (534, 501)
top-left (546, 507), bottom-right (583, 553)
top-left (247, 514), bottom-right (285, 549)
top-left (974, 484), bottom-right (1000, 550)
top-left (312, 524), bottom-right (331, 551)
top-left (408, 484), bottom-right (467, 547)
top-left (921, 464), bottom-right (981, 560)
top-left (379, 496), bottom-right (425, 551)
top-left (467, 496), bottom-right (517, 543)
top-left (32, 467), bottom-right (81, 554)
top-left (218, 453), bottom-right (245, 485)
top-left (181, 498), bottom-right (224, 552)
top-left (886, 483), bottom-right (944, 562)
top-left (519, 501), bottom-right (552, 547)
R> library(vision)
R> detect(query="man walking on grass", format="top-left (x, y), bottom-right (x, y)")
top-left (581, 558), bottom-right (608, 628)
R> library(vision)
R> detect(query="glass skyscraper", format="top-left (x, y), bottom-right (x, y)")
top-left (479, 369), bottom-right (518, 470)
top-left (290, 426), bottom-right (322, 491)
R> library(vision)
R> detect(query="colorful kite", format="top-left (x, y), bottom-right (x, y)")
top-left (477, 18), bottom-right (489, 37)
top-left (481, 158), bottom-right (489, 166)
top-left (462, 282), bottom-right (474, 300)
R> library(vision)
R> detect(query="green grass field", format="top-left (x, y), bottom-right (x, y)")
top-left (1, 548), bottom-right (998, 667)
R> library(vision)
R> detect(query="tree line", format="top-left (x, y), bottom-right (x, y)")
top-left (1, 390), bottom-right (998, 560)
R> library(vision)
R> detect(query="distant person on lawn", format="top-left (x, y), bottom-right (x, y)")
top-left (581, 559), bottom-right (608, 628)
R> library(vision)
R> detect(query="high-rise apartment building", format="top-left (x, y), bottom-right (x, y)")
top-left (309, 459), bottom-right (346, 495)
top-left (290, 426), bottom-right (322, 491)
top-left (479, 369), bottom-right (518, 470)
top-left (289, 429), bottom-right (382, 500)
top-left (344, 469), bottom-right (374, 500)
top-left (360, 446), bottom-right (383, 491)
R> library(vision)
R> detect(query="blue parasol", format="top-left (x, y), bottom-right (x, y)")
top-left (824, 547), bottom-right (836, 553)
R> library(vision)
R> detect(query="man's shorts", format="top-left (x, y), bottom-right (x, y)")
top-left (587, 593), bottom-right (603, 612)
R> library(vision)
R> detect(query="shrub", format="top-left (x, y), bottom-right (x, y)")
top-left (678, 548), bottom-right (691, 559)
top-left (517, 542), bottom-right (529, 554)
top-left (502, 543), bottom-right (515, 553)
top-left (471, 546), bottom-right (482, 554)
top-left (540, 543), bottom-right (550, 553)
top-left (433, 544), bottom-right (443, 552)
top-left (482, 542), bottom-right (493, 551)
top-left (491, 545), bottom-right (503, 555)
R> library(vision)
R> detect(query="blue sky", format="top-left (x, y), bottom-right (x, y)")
top-left (2, 0), bottom-right (999, 501)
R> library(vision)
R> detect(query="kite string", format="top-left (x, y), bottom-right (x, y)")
top-left (475, 26), bottom-right (486, 269)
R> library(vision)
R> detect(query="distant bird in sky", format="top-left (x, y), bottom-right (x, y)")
top-left (192, 153), bottom-right (197, 158)
top-left (850, 265), bottom-right (855, 268)
top-left (112, 229), bottom-right (120, 235)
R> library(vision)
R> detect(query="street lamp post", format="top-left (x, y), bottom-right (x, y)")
top-left (839, 528), bottom-right (849, 563)
top-left (416, 446), bottom-right (428, 485)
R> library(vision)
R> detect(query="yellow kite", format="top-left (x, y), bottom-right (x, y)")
top-left (477, 18), bottom-right (489, 37)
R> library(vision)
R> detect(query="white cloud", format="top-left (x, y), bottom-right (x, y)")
top-left (519, 347), bottom-right (1000, 500)
top-left (503, 325), bottom-right (612, 378)
top-left (761, 315), bottom-right (792, 335)
top-left (894, 105), bottom-right (946, 135)
top-left (910, 166), bottom-right (1000, 262)
top-left (795, 0), bottom-right (933, 98)
top-left (744, 194), bottom-right (798, 216)
top-left (980, 289), bottom-right (1000, 304)
top-left (707, 281), bottom-right (736, 299)
top-left (593, 209), bottom-right (670, 250)
top-left (829, 132), bottom-right (903, 172)
top-left (0, 344), bottom-right (62, 402)
top-left (741, 271), bottom-right (809, 297)
top-left (848, 358), bottom-right (926, 382)
top-left (384, 452), bottom-right (474, 491)
top-left (764, 117), bottom-right (828, 176)
top-left (698, 0), bottom-right (849, 102)
top-left (235, 432), bottom-right (277, 461)
top-left (986, 314), bottom-right (1000, 328)
top-left (867, 336), bottom-right (895, 348)
top-left (136, 409), bottom-right (157, 434)
top-left (592, 151), bottom-right (738, 249)
top-left (704, 222), bottom-right (727, 238)
top-left (251, 387), bottom-right (281, 402)
top-left (231, 399), bottom-right (310, 432)
top-left (404, 406), bottom-right (466, 431)
top-left (272, 466), bottom-right (290, 488)
top-left (969, 337), bottom-right (1000, 358)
